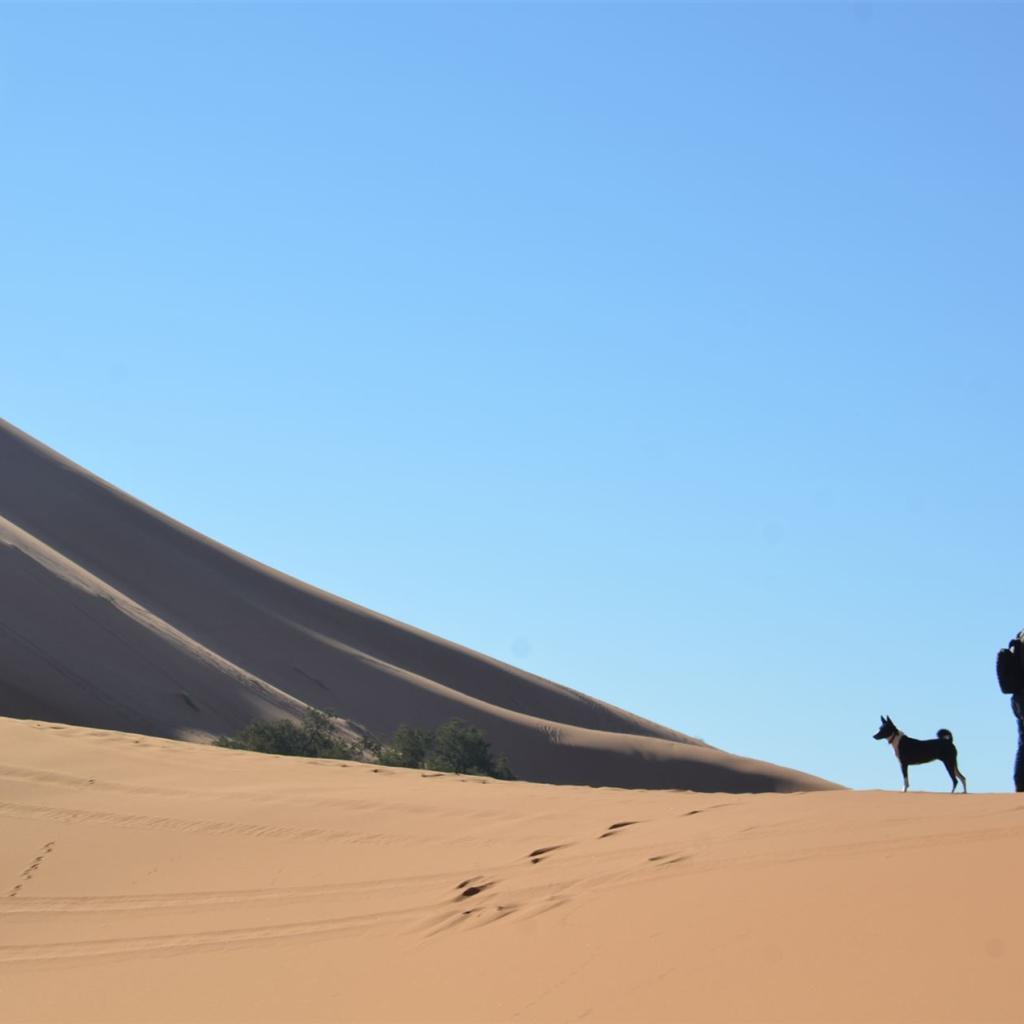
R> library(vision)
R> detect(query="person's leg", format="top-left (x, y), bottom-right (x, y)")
top-left (1014, 722), bottom-right (1024, 793)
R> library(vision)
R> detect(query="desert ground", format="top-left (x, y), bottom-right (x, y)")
top-left (2, 714), bottom-right (1020, 1024)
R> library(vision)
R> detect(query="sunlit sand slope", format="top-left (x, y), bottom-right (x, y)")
top-left (1, 717), bottom-right (1019, 1023)
top-left (0, 419), bottom-right (831, 791)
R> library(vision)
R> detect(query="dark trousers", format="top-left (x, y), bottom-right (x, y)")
top-left (1013, 696), bottom-right (1024, 792)
top-left (1016, 724), bottom-right (1024, 793)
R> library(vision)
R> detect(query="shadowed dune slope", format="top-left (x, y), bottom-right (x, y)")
top-left (1, 718), bottom-right (1019, 1024)
top-left (0, 419), bottom-right (833, 791)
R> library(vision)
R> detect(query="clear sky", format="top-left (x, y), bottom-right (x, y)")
top-left (3, 2), bottom-right (1022, 792)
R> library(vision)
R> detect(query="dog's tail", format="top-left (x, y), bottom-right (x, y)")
top-left (937, 728), bottom-right (954, 742)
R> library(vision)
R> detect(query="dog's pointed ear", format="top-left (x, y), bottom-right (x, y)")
top-left (880, 715), bottom-right (886, 722)
top-left (885, 715), bottom-right (893, 724)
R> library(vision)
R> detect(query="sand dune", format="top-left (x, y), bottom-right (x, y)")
top-left (0, 418), bottom-right (831, 791)
top-left (1, 716), bottom-right (1019, 1023)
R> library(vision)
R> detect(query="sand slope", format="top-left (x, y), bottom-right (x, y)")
top-left (0, 419), bottom-right (831, 791)
top-left (1, 716), bottom-right (1019, 1024)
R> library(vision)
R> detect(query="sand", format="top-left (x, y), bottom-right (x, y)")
top-left (1, 715), bottom-right (1020, 1023)
top-left (0, 417), bottom-right (833, 792)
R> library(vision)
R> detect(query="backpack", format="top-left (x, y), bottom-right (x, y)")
top-left (997, 631), bottom-right (1024, 695)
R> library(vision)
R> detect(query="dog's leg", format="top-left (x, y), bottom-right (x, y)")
top-left (901, 763), bottom-right (909, 792)
top-left (956, 764), bottom-right (967, 793)
top-left (943, 760), bottom-right (958, 793)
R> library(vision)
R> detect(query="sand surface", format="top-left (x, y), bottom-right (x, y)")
top-left (1, 715), bottom-right (1019, 1023)
top-left (0, 418), bottom-right (831, 792)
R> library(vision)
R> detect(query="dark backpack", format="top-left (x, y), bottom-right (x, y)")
top-left (997, 632), bottom-right (1024, 695)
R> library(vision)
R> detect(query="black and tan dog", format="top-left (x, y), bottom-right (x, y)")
top-left (873, 715), bottom-right (967, 793)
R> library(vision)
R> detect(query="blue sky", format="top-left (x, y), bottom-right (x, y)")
top-left (2, 3), bottom-right (1022, 791)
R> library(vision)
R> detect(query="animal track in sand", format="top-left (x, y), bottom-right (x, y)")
top-left (6, 841), bottom-right (55, 898)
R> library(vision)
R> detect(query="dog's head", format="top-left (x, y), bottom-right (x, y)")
top-left (873, 715), bottom-right (897, 741)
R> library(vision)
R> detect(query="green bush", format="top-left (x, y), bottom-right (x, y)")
top-left (215, 708), bottom-right (353, 760)
top-left (425, 719), bottom-right (496, 775)
top-left (378, 718), bottom-right (514, 779)
top-left (378, 724), bottom-right (433, 769)
top-left (492, 753), bottom-right (515, 781)
top-left (216, 711), bottom-right (514, 780)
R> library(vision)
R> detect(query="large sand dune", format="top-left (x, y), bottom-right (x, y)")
top-left (1, 716), bottom-right (1019, 1023)
top-left (0, 419), bottom-right (830, 791)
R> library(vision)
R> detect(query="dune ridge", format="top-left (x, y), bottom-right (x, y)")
top-left (0, 418), bottom-right (832, 791)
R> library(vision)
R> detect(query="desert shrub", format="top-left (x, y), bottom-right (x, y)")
top-left (358, 732), bottom-right (383, 758)
top-left (216, 711), bottom-right (514, 778)
top-left (425, 719), bottom-right (496, 775)
top-left (378, 724), bottom-right (433, 769)
top-left (215, 708), bottom-right (353, 760)
top-left (378, 719), bottom-right (514, 779)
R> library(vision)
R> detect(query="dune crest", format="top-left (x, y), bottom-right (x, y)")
top-left (0, 418), bottom-right (832, 791)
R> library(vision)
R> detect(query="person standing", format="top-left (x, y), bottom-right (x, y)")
top-left (997, 632), bottom-right (1024, 791)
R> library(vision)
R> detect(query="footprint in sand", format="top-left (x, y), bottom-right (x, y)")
top-left (599, 820), bottom-right (638, 838)
top-left (456, 881), bottom-right (494, 900)
top-left (7, 841), bottom-right (55, 898)
top-left (527, 844), bottom-right (567, 864)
